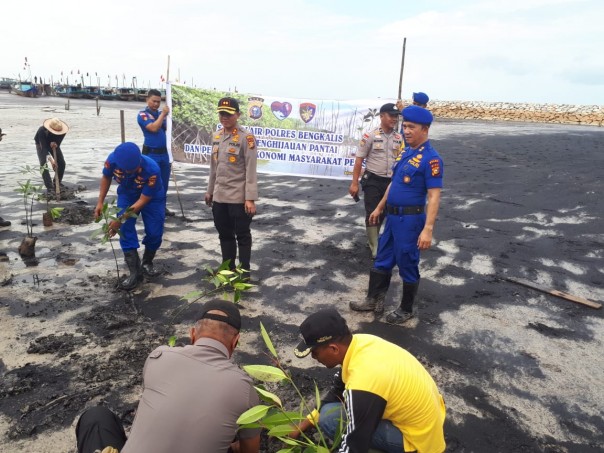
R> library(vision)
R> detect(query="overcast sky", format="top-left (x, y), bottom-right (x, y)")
top-left (1, 0), bottom-right (602, 105)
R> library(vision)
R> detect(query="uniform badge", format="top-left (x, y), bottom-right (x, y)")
top-left (214, 134), bottom-right (220, 140)
top-left (139, 112), bottom-right (148, 121)
top-left (104, 160), bottom-right (111, 169)
top-left (228, 155), bottom-right (237, 163)
top-left (232, 135), bottom-right (239, 142)
top-left (148, 175), bottom-right (157, 187)
top-left (375, 134), bottom-right (381, 139)
top-left (246, 135), bottom-right (256, 149)
top-left (363, 133), bottom-right (370, 139)
top-left (404, 175), bottom-right (411, 183)
top-left (430, 159), bottom-right (441, 176)
top-left (228, 147), bottom-right (236, 153)
top-left (360, 139), bottom-right (366, 147)
top-left (248, 96), bottom-right (264, 120)
top-left (417, 154), bottom-right (423, 159)
top-left (271, 101), bottom-right (293, 120)
top-left (299, 102), bottom-right (317, 123)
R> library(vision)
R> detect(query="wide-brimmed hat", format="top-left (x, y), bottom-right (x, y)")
top-left (43, 118), bottom-right (69, 135)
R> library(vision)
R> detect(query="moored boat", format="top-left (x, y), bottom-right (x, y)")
top-left (10, 81), bottom-right (39, 97)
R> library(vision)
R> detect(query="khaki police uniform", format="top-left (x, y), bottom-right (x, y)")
top-left (123, 338), bottom-right (261, 453)
top-left (357, 128), bottom-right (403, 230)
top-left (208, 126), bottom-right (258, 203)
top-left (207, 125), bottom-right (258, 272)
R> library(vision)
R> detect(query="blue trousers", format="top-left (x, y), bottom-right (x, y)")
top-left (373, 213), bottom-right (425, 283)
top-left (143, 152), bottom-right (171, 198)
top-left (117, 191), bottom-right (165, 252)
top-left (318, 402), bottom-right (404, 453)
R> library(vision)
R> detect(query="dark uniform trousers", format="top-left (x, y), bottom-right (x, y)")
top-left (212, 202), bottom-right (252, 271)
top-left (142, 145), bottom-right (171, 199)
top-left (76, 406), bottom-right (127, 453)
top-left (362, 171), bottom-right (391, 226)
top-left (36, 144), bottom-right (65, 190)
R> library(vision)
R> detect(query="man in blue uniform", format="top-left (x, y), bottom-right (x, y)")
top-left (137, 89), bottom-right (173, 215)
top-left (94, 142), bottom-right (166, 290)
top-left (350, 106), bottom-right (443, 324)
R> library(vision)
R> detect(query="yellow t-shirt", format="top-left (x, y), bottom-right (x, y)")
top-left (342, 334), bottom-right (446, 453)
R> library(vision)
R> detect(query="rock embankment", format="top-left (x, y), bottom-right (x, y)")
top-left (429, 101), bottom-right (603, 126)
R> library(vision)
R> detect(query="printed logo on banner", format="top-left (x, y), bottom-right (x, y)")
top-left (270, 101), bottom-right (293, 120)
top-left (248, 97), bottom-right (264, 120)
top-left (299, 103), bottom-right (317, 124)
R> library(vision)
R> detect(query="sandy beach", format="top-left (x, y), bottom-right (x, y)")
top-left (0, 91), bottom-right (603, 453)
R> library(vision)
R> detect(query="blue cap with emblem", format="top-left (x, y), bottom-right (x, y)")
top-left (402, 105), bottom-right (434, 126)
top-left (412, 92), bottom-right (429, 105)
top-left (114, 142), bottom-right (142, 171)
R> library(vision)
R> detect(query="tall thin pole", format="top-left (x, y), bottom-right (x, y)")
top-left (166, 55), bottom-right (170, 83)
top-left (397, 38), bottom-right (407, 100)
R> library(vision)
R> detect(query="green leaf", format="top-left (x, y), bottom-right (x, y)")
top-left (233, 291), bottom-right (241, 304)
top-left (278, 437), bottom-right (302, 446)
top-left (243, 365), bottom-right (288, 383)
top-left (218, 269), bottom-right (236, 276)
top-left (275, 449), bottom-right (296, 453)
top-left (260, 322), bottom-right (278, 358)
top-left (268, 424), bottom-right (296, 437)
top-left (168, 336), bottom-right (176, 347)
top-left (236, 404), bottom-right (271, 424)
top-left (181, 290), bottom-right (203, 301)
top-left (262, 411), bottom-right (306, 425)
top-left (254, 386), bottom-right (282, 407)
top-left (314, 382), bottom-right (321, 412)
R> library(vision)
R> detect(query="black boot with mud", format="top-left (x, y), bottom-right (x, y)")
top-left (386, 281), bottom-right (419, 324)
top-left (141, 249), bottom-right (162, 278)
top-left (120, 250), bottom-right (143, 290)
top-left (350, 268), bottom-right (392, 314)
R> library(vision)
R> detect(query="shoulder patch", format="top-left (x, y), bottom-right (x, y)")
top-left (430, 159), bottom-right (441, 176)
top-left (246, 135), bottom-right (256, 149)
top-left (148, 175), bottom-right (157, 187)
top-left (139, 112), bottom-right (148, 121)
top-left (104, 160), bottom-right (111, 169)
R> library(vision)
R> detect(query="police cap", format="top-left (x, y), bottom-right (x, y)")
top-left (412, 92), bottom-right (429, 105)
top-left (217, 97), bottom-right (240, 114)
top-left (114, 142), bottom-right (141, 171)
top-left (402, 105), bottom-right (433, 126)
top-left (379, 103), bottom-right (400, 115)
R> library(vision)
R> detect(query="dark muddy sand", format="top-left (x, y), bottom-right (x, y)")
top-left (0, 93), bottom-right (603, 452)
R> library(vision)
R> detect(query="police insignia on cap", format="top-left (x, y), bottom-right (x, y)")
top-left (404, 175), bottom-right (411, 183)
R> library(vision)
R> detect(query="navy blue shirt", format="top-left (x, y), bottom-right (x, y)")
top-left (387, 139), bottom-right (443, 207)
top-left (102, 153), bottom-right (164, 198)
top-left (137, 107), bottom-right (167, 149)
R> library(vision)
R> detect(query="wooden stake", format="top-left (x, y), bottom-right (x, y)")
top-left (397, 38), bottom-right (407, 101)
top-left (52, 148), bottom-right (60, 201)
top-left (503, 276), bottom-right (601, 309)
top-left (120, 110), bottom-right (125, 143)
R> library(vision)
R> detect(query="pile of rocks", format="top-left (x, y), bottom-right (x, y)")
top-left (429, 101), bottom-right (603, 126)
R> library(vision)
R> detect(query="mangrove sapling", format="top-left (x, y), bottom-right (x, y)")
top-left (15, 166), bottom-right (45, 256)
top-left (238, 323), bottom-right (343, 452)
top-left (90, 200), bottom-right (137, 287)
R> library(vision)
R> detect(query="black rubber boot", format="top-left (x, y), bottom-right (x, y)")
top-left (142, 249), bottom-right (162, 278)
top-left (350, 269), bottom-right (392, 314)
top-left (0, 216), bottom-right (11, 227)
top-left (385, 282), bottom-right (419, 324)
top-left (120, 250), bottom-right (142, 290)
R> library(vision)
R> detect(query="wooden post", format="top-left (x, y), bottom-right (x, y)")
top-left (397, 38), bottom-right (407, 101)
top-left (65, 98), bottom-right (70, 111)
top-left (52, 148), bottom-right (61, 201)
top-left (120, 110), bottom-right (125, 143)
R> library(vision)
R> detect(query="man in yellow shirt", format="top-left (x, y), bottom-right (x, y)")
top-left (294, 308), bottom-right (446, 453)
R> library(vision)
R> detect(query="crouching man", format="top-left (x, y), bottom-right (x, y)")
top-left (94, 142), bottom-right (165, 290)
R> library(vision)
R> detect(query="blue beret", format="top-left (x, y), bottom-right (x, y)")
top-left (412, 92), bottom-right (429, 105)
top-left (402, 105), bottom-right (433, 125)
top-left (114, 142), bottom-right (141, 171)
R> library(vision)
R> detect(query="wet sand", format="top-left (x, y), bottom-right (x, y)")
top-left (0, 92), bottom-right (603, 452)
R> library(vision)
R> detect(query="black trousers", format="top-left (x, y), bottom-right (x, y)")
top-left (212, 202), bottom-right (252, 271)
top-left (36, 144), bottom-right (65, 190)
top-left (362, 172), bottom-right (390, 227)
top-left (75, 406), bottom-right (127, 453)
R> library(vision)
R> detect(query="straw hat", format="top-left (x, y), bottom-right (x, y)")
top-left (43, 118), bottom-right (69, 135)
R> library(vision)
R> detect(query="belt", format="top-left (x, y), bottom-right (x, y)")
top-left (364, 171), bottom-right (391, 182)
top-left (386, 204), bottom-right (424, 215)
top-left (142, 145), bottom-right (167, 155)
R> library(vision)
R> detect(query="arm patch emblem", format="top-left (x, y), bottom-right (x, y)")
top-left (430, 159), bottom-right (441, 176)
top-left (246, 135), bottom-right (256, 149)
top-left (148, 175), bottom-right (157, 187)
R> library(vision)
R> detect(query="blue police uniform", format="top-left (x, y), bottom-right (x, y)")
top-left (102, 153), bottom-right (165, 252)
top-left (374, 140), bottom-right (443, 282)
top-left (137, 107), bottom-right (170, 198)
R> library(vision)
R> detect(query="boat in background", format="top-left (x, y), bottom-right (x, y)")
top-left (0, 77), bottom-right (17, 90)
top-left (55, 85), bottom-right (84, 98)
top-left (135, 87), bottom-right (148, 101)
top-left (116, 87), bottom-right (136, 101)
top-left (99, 88), bottom-right (117, 100)
top-left (10, 81), bottom-right (39, 97)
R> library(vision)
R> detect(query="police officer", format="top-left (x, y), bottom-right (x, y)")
top-left (349, 103), bottom-right (403, 258)
top-left (94, 142), bottom-right (166, 290)
top-left (396, 92), bottom-right (429, 134)
top-left (350, 106), bottom-right (443, 324)
top-left (205, 98), bottom-right (258, 277)
top-left (137, 89), bottom-right (173, 215)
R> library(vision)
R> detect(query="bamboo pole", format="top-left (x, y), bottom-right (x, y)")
top-left (397, 38), bottom-right (407, 100)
